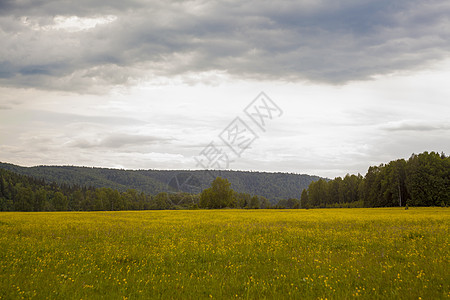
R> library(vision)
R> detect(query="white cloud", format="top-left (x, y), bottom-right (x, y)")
top-left (20, 15), bottom-right (118, 32)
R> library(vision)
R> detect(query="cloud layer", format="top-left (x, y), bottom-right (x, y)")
top-left (1, 0), bottom-right (450, 91)
top-left (1, 1), bottom-right (449, 178)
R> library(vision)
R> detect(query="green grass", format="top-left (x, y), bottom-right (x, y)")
top-left (0, 208), bottom-right (449, 299)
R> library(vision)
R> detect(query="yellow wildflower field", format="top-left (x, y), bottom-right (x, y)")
top-left (0, 208), bottom-right (448, 299)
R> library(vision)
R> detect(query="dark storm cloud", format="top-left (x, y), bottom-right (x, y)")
top-left (1, 0), bottom-right (449, 91)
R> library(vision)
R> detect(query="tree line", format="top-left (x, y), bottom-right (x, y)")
top-left (0, 168), bottom-right (202, 211)
top-left (1, 151), bottom-right (448, 211)
top-left (301, 152), bottom-right (449, 208)
top-left (0, 168), bottom-right (300, 211)
top-left (0, 168), bottom-right (283, 211)
top-left (0, 162), bottom-right (320, 203)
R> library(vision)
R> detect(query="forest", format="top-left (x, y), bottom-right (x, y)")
top-left (302, 151), bottom-right (449, 208)
top-left (0, 163), bottom-right (319, 202)
top-left (0, 168), bottom-right (274, 211)
top-left (0, 151), bottom-right (448, 211)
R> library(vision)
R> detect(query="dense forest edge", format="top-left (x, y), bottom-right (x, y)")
top-left (0, 163), bottom-right (320, 203)
top-left (302, 151), bottom-right (449, 208)
top-left (0, 151), bottom-right (448, 211)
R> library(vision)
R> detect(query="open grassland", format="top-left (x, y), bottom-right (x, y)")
top-left (0, 208), bottom-right (449, 299)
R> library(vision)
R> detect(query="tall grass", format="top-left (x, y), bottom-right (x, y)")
top-left (0, 208), bottom-right (448, 299)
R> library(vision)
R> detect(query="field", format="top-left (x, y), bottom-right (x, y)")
top-left (0, 208), bottom-right (448, 299)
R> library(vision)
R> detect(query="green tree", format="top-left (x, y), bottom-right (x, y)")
top-left (259, 196), bottom-right (271, 209)
top-left (308, 179), bottom-right (328, 207)
top-left (249, 195), bottom-right (260, 209)
top-left (52, 191), bottom-right (68, 211)
top-left (406, 152), bottom-right (449, 206)
top-left (14, 183), bottom-right (34, 211)
top-left (93, 188), bottom-right (107, 211)
top-left (108, 189), bottom-right (123, 211)
top-left (342, 174), bottom-right (361, 204)
top-left (363, 166), bottom-right (382, 207)
top-left (0, 175), bottom-right (5, 198)
top-left (327, 177), bottom-right (341, 204)
top-left (199, 188), bottom-right (213, 208)
top-left (153, 192), bottom-right (172, 210)
top-left (286, 198), bottom-right (300, 209)
top-left (235, 192), bottom-right (251, 208)
top-left (199, 177), bottom-right (234, 209)
top-left (34, 188), bottom-right (47, 212)
top-left (70, 190), bottom-right (83, 211)
top-left (300, 189), bottom-right (308, 209)
top-left (123, 189), bottom-right (138, 210)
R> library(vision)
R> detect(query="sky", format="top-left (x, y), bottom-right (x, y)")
top-left (0, 0), bottom-right (449, 179)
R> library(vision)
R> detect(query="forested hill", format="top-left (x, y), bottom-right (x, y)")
top-left (0, 163), bottom-right (321, 203)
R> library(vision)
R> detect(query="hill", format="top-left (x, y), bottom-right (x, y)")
top-left (0, 162), bottom-right (322, 203)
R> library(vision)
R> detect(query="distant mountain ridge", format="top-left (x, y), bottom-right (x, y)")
top-left (0, 162), bottom-right (322, 203)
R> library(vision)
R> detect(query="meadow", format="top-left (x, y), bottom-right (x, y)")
top-left (0, 208), bottom-right (448, 299)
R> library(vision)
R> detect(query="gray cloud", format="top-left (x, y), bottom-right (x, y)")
top-left (21, 109), bottom-right (147, 127)
top-left (382, 121), bottom-right (450, 132)
top-left (70, 133), bottom-right (174, 149)
top-left (0, 0), bottom-right (449, 91)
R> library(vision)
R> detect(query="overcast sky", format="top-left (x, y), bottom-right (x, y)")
top-left (0, 0), bottom-right (449, 178)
